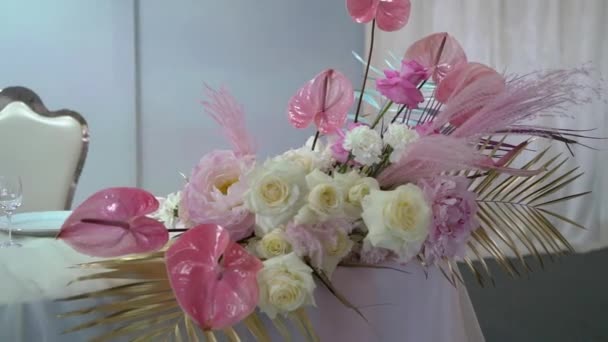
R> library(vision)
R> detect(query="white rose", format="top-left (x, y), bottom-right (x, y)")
top-left (245, 160), bottom-right (308, 234)
top-left (257, 253), bottom-right (316, 318)
top-left (305, 136), bottom-right (335, 170)
top-left (334, 171), bottom-right (379, 218)
top-left (361, 184), bottom-right (430, 262)
top-left (384, 124), bottom-right (419, 163)
top-left (256, 228), bottom-right (292, 259)
top-left (321, 230), bottom-right (354, 276)
top-left (275, 148), bottom-right (318, 174)
top-left (343, 125), bottom-right (383, 165)
top-left (305, 170), bottom-right (343, 219)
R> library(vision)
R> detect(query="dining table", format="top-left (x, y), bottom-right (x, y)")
top-left (0, 211), bottom-right (485, 342)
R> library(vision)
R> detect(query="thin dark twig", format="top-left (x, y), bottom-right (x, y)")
top-left (390, 105), bottom-right (407, 123)
top-left (168, 228), bottom-right (188, 233)
top-left (354, 20), bottom-right (376, 123)
top-left (310, 131), bottom-right (320, 151)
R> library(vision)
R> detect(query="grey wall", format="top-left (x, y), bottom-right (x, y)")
top-left (462, 251), bottom-right (608, 341)
top-left (0, 0), bottom-right (363, 201)
top-left (0, 0), bottom-right (137, 205)
top-left (137, 0), bottom-right (364, 194)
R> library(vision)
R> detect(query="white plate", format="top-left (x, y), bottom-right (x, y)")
top-left (0, 211), bottom-right (71, 236)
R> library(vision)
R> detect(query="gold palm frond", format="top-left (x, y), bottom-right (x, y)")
top-left (58, 252), bottom-right (319, 342)
top-left (462, 139), bottom-right (588, 286)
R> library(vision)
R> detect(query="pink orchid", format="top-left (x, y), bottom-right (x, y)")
top-left (182, 150), bottom-right (255, 241)
top-left (288, 69), bottom-right (354, 134)
top-left (346, 0), bottom-right (412, 32)
top-left (404, 32), bottom-right (467, 84)
top-left (376, 59), bottom-right (428, 108)
top-left (57, 188), bottom-right (169, 257)
top-left (166, 224), bottom-right (263, 330)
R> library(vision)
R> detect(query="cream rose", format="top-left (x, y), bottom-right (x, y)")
top-left (276, 149), bottom-right (317, 174)
top-left (361, 184), bottom-right (431, 262)
top-left (257, 253), bottom-right (316, 318)
top-left (322, 230), bottom-right (354, 276)
top-left (245, 161), bottom-right (308, 235)
top-left (293, 170), bottom-right (344, 224)
top-left (256, 228), bottom-right (292, 259)
top-left (334, 171), bottom-right (379, 218)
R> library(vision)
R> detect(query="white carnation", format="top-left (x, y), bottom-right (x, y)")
top-left (361, 184), bottom-right (430, 262)
top-left (343, 126), bottom-right (383, 165)
top-left (150, 191), bottom-right (181, 228)
top-left (257, 253), bottom-right (316, 318)
top-left (384, 124), bottom-right (419, 163)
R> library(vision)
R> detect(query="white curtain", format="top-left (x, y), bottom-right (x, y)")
top-left (370, 0), bottom-right (608, 253)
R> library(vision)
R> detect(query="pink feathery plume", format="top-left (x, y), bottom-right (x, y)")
top-left (449, 67), bottom-right (598, 139)
top-left (378, 135), bottom-right (538, 187)
top-left (202, 85), bottom-right (256, 156)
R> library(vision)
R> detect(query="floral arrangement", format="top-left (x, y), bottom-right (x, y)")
top-left (56, 1), bottom-right (600, 340)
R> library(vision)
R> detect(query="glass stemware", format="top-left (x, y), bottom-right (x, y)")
top-left (0, 175), bottom-right (23, 248)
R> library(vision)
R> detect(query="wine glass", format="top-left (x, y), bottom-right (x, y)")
top-left (0, 175), bottom-right (23, 248)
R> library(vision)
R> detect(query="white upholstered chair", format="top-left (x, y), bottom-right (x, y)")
top-left (0, 87), bottom-right (89, 212)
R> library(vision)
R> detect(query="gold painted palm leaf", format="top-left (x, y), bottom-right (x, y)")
top-left (58, 252), bottom-right (319, 342)
top-left (461, 140), bottom-right (588, 286)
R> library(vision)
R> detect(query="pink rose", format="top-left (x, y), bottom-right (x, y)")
top-left (419, 176), bottom-right (477, 263)
top-left (182, 150), bottom-right (255, 241)
top-left (376, 59), bottom-right (428, 108)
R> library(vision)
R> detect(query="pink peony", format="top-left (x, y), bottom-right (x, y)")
top-left (359, 240), bottom-right (394, 265)
top-left (419, 176), bottom-right (477, 263)
top-left (182, 150), bottom-right (255, 241)
top-left (376, 59), bottom-right (428, 108)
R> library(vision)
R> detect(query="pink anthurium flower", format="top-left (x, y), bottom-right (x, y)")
top-left (404, 32), bottom-right (467, 84)
top-left (166, 224), bottom-right (263, 330)
top-left (346, 0), bottom-right (412, 32)
top-left (432, 62), bottom-right (506, 128)
top-left (57, 187), bottom-right (169, 257)
top-left (436, 62), bottom-right (506, 104)
top-left (288, 69), bottom-right (354, 134)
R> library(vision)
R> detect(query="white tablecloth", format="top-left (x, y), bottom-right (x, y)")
top-left (0, 232), bottom-right (484, 341)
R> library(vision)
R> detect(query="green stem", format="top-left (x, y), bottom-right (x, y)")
top-left (370, 101), bottom-right (393, 129)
